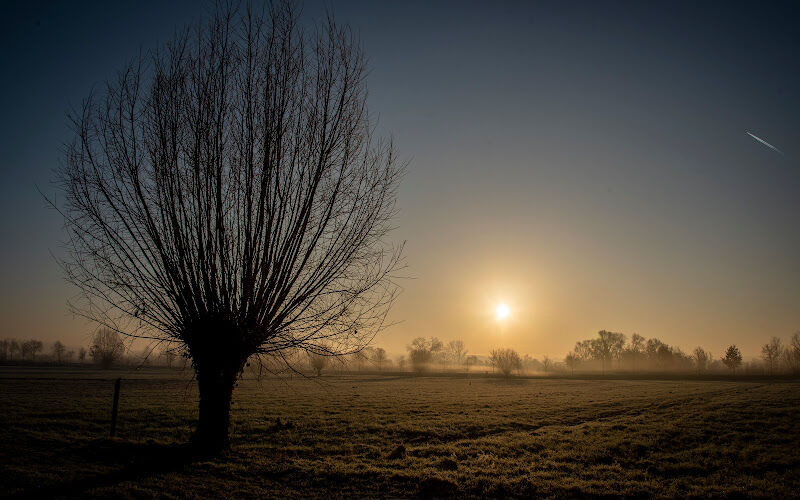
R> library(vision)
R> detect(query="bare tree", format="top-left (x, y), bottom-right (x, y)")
top-left (307, 352), bottom-right (328, 376)
top-left (371, 347), bottom-right (387, 371)
top-left (52, 341), bottom-right (66, 363)
top-left (761, 337), bottom-right (783, 375)
top-left (564, 352), bottom-right (578, 376)
top-left (784, 332), bottom-right (800, 375)
top-left (8, 340), bottom-right (20, 361)
top-left (541, 355), bottom-right (551, 374)
top-left (465, 354), bottom-right (478, 372)
top-left (692, 347), bottom-right (709, 374)
top-left (626, 333), bottom-right (645, 372)
top-left (490, 348), bottom-right (521, 377)
top-left (0, 340), bottom-right (8, 361)
top-left (162, 348), bottom-right (177, 368)
top-left (52, 3), bottom-right (402, 450)
top-left (573, 340), bottom-right (592, 364)
top-left (90, 328), bottom-right (125, 369)
top-left (722, 345), bottom-right (742, 375)
top-left (407, 337), bottom-right (442, 373)
top-left (446, 340), bottom-right (468, 371)
top-left (21, 340), bottom-right (43, 361)
top-left (77, 347), bottom-right (87, 362)
top-left (591, 330), bottom-right (625, 375)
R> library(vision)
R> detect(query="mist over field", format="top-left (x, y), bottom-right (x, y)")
top-left (2, 0), bottom-right (800, 497)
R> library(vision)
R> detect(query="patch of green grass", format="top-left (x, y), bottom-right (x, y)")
top-left (1, 368), bottom-right (799, 497)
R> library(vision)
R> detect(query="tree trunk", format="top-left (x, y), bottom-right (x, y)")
top-left (193, 362), bottom-right (242, 451)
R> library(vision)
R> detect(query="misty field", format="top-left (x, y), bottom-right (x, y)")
top-left (2, 368), bottom-right (799, 498)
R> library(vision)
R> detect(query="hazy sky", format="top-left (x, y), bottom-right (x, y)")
top-left (1, 1), bottom-right (798, 359)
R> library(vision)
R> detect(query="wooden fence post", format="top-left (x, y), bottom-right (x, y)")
top-left (110, 377), bottom-right (121, 437)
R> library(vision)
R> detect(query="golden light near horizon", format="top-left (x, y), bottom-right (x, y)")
top-left (495, 302), bottom-right (511, 321)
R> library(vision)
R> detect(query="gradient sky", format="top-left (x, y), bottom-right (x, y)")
top-left (1, 1), bottom-right (798, 360)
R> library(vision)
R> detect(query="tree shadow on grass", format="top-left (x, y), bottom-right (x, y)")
top-left (12, 439), bottom-right (209, 499)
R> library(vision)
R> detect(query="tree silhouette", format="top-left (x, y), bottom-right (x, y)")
top-left (541, 355), bottom-right (551, 373)
top-left (591, 330), bottom-right (625, 375)
top-left (52, 341), bottom-right (66, 363)
top-left (785, 332), bottom-right (800, 375)
top-left (761, 337), bottom-right (783, 376)
top-left (722, 345), bottom-right (742, 375)
top-left (490, 348), bottom-right (521, 377)
top-left (162, 348), bottom-right (177, 368)
top-left (8, 340), bottom-right (20, 361)
top-left (407, 337), bottom-right (442, 373)
top-left (53, 2), bottom-right (402, 450)
top-left (371, 347), bottom-right (387, 370)
top-left (90, 329), bottom-right (125, 369)
top-left (446, 340), bottom-right (468, 370)
top-left (307, 352), bottom-right (328, 377)
top-left (692, 347), bottom-right (709, 374)
top-left (564, 352), bottom-right (578, 376)
top-left (21, 340), bottom-right (43, 361)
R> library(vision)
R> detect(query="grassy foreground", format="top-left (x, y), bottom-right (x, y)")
top-left (1, 367), bottom-right (799, 498)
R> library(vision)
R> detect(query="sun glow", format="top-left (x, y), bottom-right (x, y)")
top-left (495, 303), bottom-right (510, 321)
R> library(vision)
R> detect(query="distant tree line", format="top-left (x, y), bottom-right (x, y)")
top-left (563, 330), bottom-right (800, 376)
top-left (0, 329), bottom-right (191, 370)
top-left (4, 329), bottom-right (799, 378)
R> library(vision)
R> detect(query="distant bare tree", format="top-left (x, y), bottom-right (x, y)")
top-left (626, 333), bottom-right (645, 371)
top-left (564, 352), bottom-right (578, 375)
top-left (761, 337), bottom-right (783, 375)
top-left (573, 340), bottom-right (592, 363)
top-left (407, 337), bottom-right (443, 373)
top-left (396, 355), bottom-right (406, 371)
top-left (692, 347), bottom-right (709, 374)
top-left (372, 347), bottom-right (387, 371)
top-left (490, 348), bottom-right (521, 377)
top-left (8, 340), bottom-right (20, 361)
top-left (446, 340), bottom-right (468, 370)
top-left (351, 349), bottom-right (371, 371)
top-left (52, 2), bottom-right (402, 450)
top-left (783, 332), bottom-right (800, 375)
top-left (307, 352), bottom-right (329, 376)
top-left (65, 350), bottom-right (75, 363)
top-left (591, 330), bottom-right (625, 375)
top-left (722, 345), bottom-right (743, 375)
top-left (52, 341), bottom-right (66, 363)
top-left (0, 339), bottom-right (8, 361)
top-left (541, 355), bottom-right (551, 374)
top-left (77, 347), bottom-right (87, 362)
top-left (21, 340), bottom-right (43, 361)
top-left (162, 349), bottom-right (177, 368)
top-left (90, 329), bottom-right (125, 369)
top-left (465, 354), bottom-right (478, 372)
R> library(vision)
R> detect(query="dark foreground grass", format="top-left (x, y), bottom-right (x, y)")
top-left (1, 367), bottom-right (799, 498)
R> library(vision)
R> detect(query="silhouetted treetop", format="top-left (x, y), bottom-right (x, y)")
top-left (53, 1), bottom-right (403, 450)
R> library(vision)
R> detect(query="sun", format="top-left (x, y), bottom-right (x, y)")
top-left (495, 303), bottom-right (510, 321)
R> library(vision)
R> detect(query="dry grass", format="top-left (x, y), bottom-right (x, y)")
top-left (1, 367), bottom-right (799, 498)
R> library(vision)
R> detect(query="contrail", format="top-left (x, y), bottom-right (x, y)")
top-left (746, 131), bottom-right (784, 155)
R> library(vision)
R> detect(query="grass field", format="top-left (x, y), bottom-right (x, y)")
top-left (2, 367), bottom-right (799, 498)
